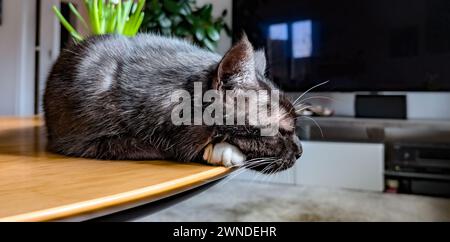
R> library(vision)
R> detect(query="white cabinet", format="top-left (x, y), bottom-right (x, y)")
top-left (237, 141), bottom-right (384, 192)
top-left (297, 141), bottom-right (384, 191)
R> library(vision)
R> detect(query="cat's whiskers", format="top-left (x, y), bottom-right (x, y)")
top-left (293, 96), bottom-right (335, 117)
top-left (292, 81), bottom-right (330, 106)
top-left (239, 161), bottom-right (276, 183)
top-left (262, 159), bottom-right (281, 178)
top-left (262, 165), bottom-right (278, 183)
top-left (224, 157), bottom-right (276, 169)
top-left (217, 158), bottom-right (278, 186)
top-left (231, 158), bottom-right (277, 170)
top-left (294, 102), bottom-right (312, 108)
top-left (298, 116), bottom-right (324, 138)
top-left (266, 161), bottom-right (285, 182)
top-left (296, 95), bottom-right (336, 104)
top-left (295, 105), bottom-right (312, 112)
top-left (219, 158), bottom-right (277, 180)
top-left (252, 166), bottom-right (273, 183)
top-left (251, 158), bottom-right (282, 182)
top-left (288, 104), bottom-right (312, 120)
top-left (261, 160), bottom-right (286, 183)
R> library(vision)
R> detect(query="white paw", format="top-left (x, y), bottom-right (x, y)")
top-left (203, 142), bottom-right (246, 167)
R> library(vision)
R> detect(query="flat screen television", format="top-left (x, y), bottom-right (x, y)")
top-left (233, 0), bottom-right (450, 92)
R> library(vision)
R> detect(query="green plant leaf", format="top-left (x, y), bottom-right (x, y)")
top-left (91, 0), bottom-right (101, 34)
top-left (179, 3), bottom-right (191, 16)
top-left (202, 37), bottom-right (216, 51)
top-left (106, 4), bottom-right (118, 33)
top-left (129, 12), bottom-right (145, 36)
top-left (163, 0), bottom-right (181, 14)
top-left (131, 1), bottom-right (138, 14)
top-left (175, 25), bottom-right (190, 36)
top-left (116, 0), bottom-right (133, 34)
top-left (52, 6), bottom-right (83, 41)
top-left (185, 15), bottom-right (195, 25)
top-left (195, 28), bottom-right (205, 41)
top-left (53, 0), bottom-right (146, 41)
top-left (68, 3), bottom-right (89, 31)
top-left (158, 14), bottom-right (172, 28)
top-left (206, 26), bottom-right (220, 41)
top-left (124, 0), bottom-right (146, 35)
top-left (170, 15), bottom-right (183, 26)
top-left (139, 0), bottom-right (230, 50)
top-left (150, 0), bottom-right (162, 13)
top-left (199, 4), bottom-right (213, 19)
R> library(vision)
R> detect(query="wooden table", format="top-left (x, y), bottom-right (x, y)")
top-left (0, 117), bottom-right (230, 221)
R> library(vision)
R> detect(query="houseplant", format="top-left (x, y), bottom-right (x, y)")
top-left (53, 0), bottom-right (146, 41)
top-left (140, 0), bottom-right (231, 51)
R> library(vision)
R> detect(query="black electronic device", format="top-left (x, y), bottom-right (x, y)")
top-left (385, 143), bottom-right (450, 197)
top-left (355, 95), bottom-right (407, 119)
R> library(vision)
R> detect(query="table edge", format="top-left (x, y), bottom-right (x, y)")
top-left (0, 167), bottom-right (230, 222)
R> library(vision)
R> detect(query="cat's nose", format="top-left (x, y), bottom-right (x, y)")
top-left (295, 150), bottom-right (302, 159)
top-left (293, 135), bottom-right (302, 159)
top-left (294, 142), bottom-right (302, 159)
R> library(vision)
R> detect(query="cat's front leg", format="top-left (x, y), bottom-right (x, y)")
top-left (203, 142), bottom-right (246, 167)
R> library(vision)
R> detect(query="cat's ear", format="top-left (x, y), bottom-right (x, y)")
top-left (213, 34), bottom-right (256, 90)
top-left (254, 49), bottom-right (267, 76)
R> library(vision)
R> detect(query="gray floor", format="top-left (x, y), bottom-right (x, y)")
top-left (140, 180), bottom-right (450, 222)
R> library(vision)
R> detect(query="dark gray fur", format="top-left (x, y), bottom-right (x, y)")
top-left (44, 34), bottom-right (301, 172)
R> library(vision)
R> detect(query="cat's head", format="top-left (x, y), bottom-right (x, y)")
top-left (211, 35), bottom-right (302, 173)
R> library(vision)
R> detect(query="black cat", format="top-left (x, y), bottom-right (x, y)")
top-left (44, 34), bottom-right (302, 173)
